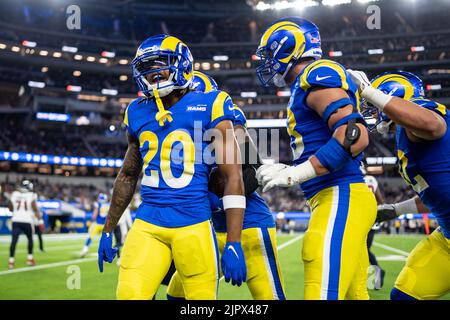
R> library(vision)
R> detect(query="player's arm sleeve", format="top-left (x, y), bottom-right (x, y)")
top-left (302, 61), bottom-right (369, 173)
top-left (209, 91), bottom-right (236, 129)
top-left (123, 101), bottom-right (139, 139)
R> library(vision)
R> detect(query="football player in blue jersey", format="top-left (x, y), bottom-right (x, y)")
top-left (254, 17), bottom-right (377, 300)
top-left (348, 69), bottom-right (450, 300)
top-left (97, 35), bottom-right (247, 300)
top-left (80, 193), bottom-right (109, 258)
top-left (166, 71), bottom-right (286, 300)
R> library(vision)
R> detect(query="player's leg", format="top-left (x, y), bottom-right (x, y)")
top-left (116, 219), bottom-right (172, 300)
top-left (35, 225), bottom-right (44, 252)
top-left (167, 270), bottom-right (185, 300)
top-left (302, 183), bottom-right (376, 300)
top-left (81, 222), bottom-right (96, 257)
top-left (391, 227), bottom-right (450, 300)
top-left (346, 237), bottom-right (370, 299)
top-left (166, 230), bottom-right (225, 300)
top-left (23, 223), bottom-right (35, 266)
top-left (243, 227), bottom-right (286, 300)
top-left (8, 222), bottom-right (21, 268)
top-left (172, 220), bottom-right (219, 300)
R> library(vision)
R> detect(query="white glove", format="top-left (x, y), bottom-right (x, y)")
top-left (257, 161), bottom-right (317, 192)
top-left (347, 69), bottom-right (392, 111)
top-left (347, 69), bottom-right (372, 94)
top-left (256, 163), bottom-right (289, 185)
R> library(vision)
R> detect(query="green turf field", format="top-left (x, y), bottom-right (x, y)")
top-left (0, 233), bottom-right (448, 300)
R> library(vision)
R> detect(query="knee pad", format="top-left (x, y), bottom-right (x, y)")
top-left (390, 287), bottom-right (417, 300)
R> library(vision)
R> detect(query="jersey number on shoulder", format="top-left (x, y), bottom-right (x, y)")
top-left (397, 150), bottom-right (429, 193)
top-left (139, 130), bottom-right (195, 189)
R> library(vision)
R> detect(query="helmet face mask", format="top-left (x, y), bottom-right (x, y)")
top-left (132, 35), bottom-right (194, 98)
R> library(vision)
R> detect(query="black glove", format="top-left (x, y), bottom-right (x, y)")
top-left (376, 204), bottom-right (398, 223)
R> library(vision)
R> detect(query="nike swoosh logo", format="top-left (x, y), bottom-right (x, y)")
top-left (316, 75), bottom-right (332, 81)
top-left (388, 87), bottom-right (398, 96)
top-left (227, 245), bottom-right (239, 259)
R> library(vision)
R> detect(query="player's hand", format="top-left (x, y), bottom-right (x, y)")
top-left (347, 69), bottom-right (372, 95)
top-left (256, 163), bottom-right (289, 186)
top-left (221, 242), bottom-right (247, 287)
top-left (376, 204), bottom-right (398, 223)
top-left (98, 232), bottom-right (118, 272)
top-left (260, 165), bottom-right (308, 192)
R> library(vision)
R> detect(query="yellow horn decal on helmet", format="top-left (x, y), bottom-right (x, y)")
top-left (372, 74), bottom-right (414, 100)
top-left (153, 88), bottom-right (173, 126)
top-left (258, 22), bottom-right (306, 64)
top-left (194, 71), bottom-right (213, 92)
top-left (277, 26), bottom-right (306, 63)
top-left (160, 36), bottom-right (184, 51)
top-left (259, 21), bottom-right (301, 48)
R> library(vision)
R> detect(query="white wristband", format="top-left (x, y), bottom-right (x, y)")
top-left (222, 195), bottom-right (246, 210)
top-left (361, 86), bottom-right (393, 111)
top-left (393, 198), bottom-right (419, 215)
top-left (293, 160), bottom-right (317, 185)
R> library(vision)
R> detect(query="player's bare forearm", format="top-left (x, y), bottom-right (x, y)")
top-left (104, 133), bottom-right (142, 233)
top-left (412, 196), bottom-right (430, 213)
top-left (214, 120), bottom-right (245, 242)
top-left (384, 97), bottom-right (446, 140)
top-left (31, 200), bottom-right (40, 217)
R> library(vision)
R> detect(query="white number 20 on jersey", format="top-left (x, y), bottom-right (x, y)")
top-left (139, 130), bottom-right (195, 189)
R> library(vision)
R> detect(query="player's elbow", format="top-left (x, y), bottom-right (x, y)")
top-left (424, 118), bottom-right (447, 140)
top-left (350, 125), bottom-right (369, 156)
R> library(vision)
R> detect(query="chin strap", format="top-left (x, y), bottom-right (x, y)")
top-left (153, 88), bottom-right (173, 126)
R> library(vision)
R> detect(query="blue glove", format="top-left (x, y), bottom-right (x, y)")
top-left (98, 232), bottom-right (118, 272)
top-left (221, 242), bottom-right (247, 286)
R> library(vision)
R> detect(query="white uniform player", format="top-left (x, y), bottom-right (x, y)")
top-left (8, 180), bottom-right (40, 269)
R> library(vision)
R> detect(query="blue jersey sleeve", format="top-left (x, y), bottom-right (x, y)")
top-left (232, 105), bottom-right (247, 127)
top-left (123, 99), bottom-right (141, 138)
top-left (410, 97), bottom-right (448, 118)
top-left (299, 59), bottom-right (355, 98)
top-left (209, 91), bottom-right (235, 129)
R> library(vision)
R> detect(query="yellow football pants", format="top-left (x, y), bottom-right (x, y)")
top-left (116, 218), bottom-right (219, 300)
top-left (167, 227), bottom-right (286, 300)
top-left (394, 227), bottom-right (450, 299)
top-left (303, 183), bottom-right (377, 300)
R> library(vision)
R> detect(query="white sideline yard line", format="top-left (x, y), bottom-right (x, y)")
top-left (0, 233), bottom-right (89, 243)
top-left (219, 233), bottom-right (304, 282)
top-left (373, 241), bottom-right (410, 257)
top-left (12, 244), bottom-right (83, 254)
top-left (0, 257), bottom-right (97, 276)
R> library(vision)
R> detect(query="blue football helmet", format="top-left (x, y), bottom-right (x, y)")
top-left (98, 193), bottom-right (108, 203)
top-left (191, 71), bottom-right (219, 93)
top-left (256, 17), bottom-right (322, 87)
top-left (365, 71), bottom-right (424, 134)
top-left (131, 34), bottom-right (194, 98)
